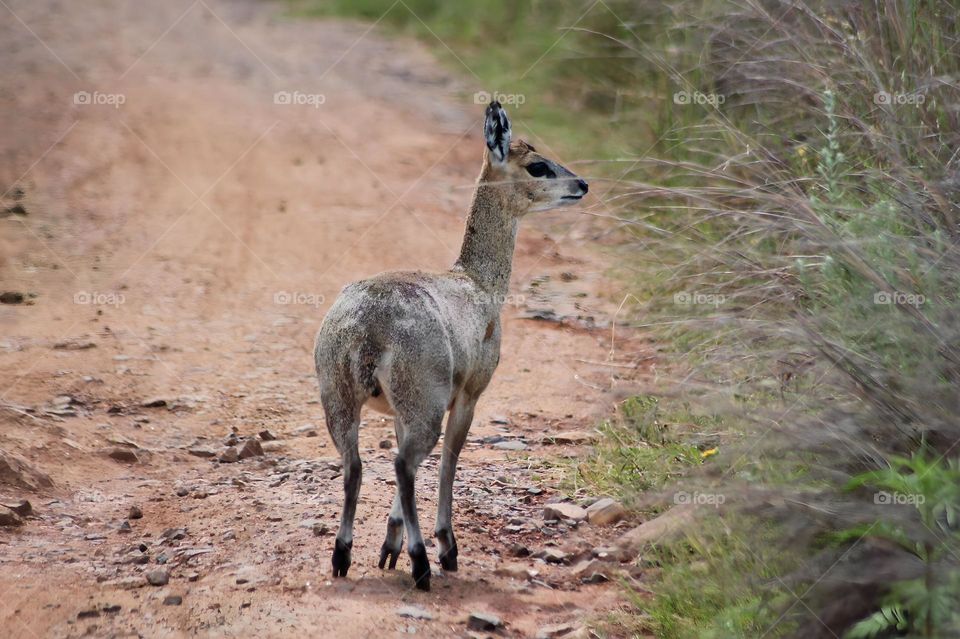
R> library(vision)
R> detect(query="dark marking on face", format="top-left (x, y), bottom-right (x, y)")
top-left (525, 161), bottom-right (555, 179)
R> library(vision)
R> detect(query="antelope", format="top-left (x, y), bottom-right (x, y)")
top-left (314, 101), bottom-right (588, 591)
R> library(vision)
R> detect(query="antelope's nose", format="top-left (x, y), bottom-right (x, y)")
top-left (576, 179), bottom-right (589, 194)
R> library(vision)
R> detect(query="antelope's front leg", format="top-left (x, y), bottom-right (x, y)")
top-left (435, 395), bottom-right (475, 571)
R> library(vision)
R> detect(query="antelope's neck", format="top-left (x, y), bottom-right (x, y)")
top-left (453, 181), bottom-right (519, 299)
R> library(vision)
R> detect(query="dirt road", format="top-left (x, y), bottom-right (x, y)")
top-left (0, 1), bottom-right (646, 636)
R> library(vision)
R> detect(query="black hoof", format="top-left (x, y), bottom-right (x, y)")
top-left (409, 542), bottom-right (431, 591)
top-left (332, 538), bottom-right (352, 578)
top-left (439, 543), bottom-right (458, 572)
top-left (379, 542), bottom-right (402, 570)
top-left (436, 528), bottom-right (458, 572)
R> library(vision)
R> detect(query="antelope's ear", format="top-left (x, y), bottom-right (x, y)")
top-left (484, 100), bottom-right (511, 166)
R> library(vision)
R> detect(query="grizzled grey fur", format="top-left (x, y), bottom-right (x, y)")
top-left (314, 101), bottom-right (588, 591)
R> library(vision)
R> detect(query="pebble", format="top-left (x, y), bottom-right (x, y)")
top-left (146, 569), bottom-right (169, 586)
top-left (534, 548), bottom-right (569, 564)
top-left (162, 595), bottom-right (183, 606)
top-left (258, 430), bottom-right (276, 441)
top-left (188, 447), bottom-right (217, 458)
top-left (492, 440), bottom-right (527, 451)
top-left (585, 498), bottom-right (626, 526)
top-left (543, 503), bottom-right (587, 522)
top-left (219, 447), bottom-right (239, 463)
top-left (239, 439), bottom-right (264, 459)
top-left (128, 505), bottom-right (143, 519)
top-left (141, 398), bottom-right (168, 408)
top-left (292, 424), bottom-right (318, 437)
top-left (378, 439), bottom-right (392, 449)
top-left (117, 520), bottom-right (132, 533)
top-left (536, 623), bottom-right (579, 639)
top-left (467, 612), bottom-right (504, 632)
top-left (397, 605), bottom-right (433, 620)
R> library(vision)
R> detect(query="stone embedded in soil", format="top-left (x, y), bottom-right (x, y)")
top-left (378, 439), bottom-right (392, 449)
top-left (0, 510), bottom-right (24, 526)
top-left (292, 424), bottom-right (318, 437)
top-left (108, 447), bottom-right (140, 463)
top-left (586, 498), bottom-right (627, 526)
top-left (141, 397), bottom-right (168, 408)
top-left (188, 447), bottom-right (217, 458)
top-left (492, 440), bottom-right (527, 451)
top-left (542, 431), bottom-right (597, 445)
top-left (0, 450), bottom-right (54, 489)
top-left (128, 505), bottom-right (143, 519)
top-left (615, 504), bottom-right (695, 557)
top-left (490, 415), bottom-right (510, 425)
top-left (543, 502), bottom-right (587, 522)
top-left (571, 559), bottom-right (609, 583)
top-left (494, 563), bottom-right (531, 580)
top-left (219, 447), bottom-right (239, 463)
top-left (238, 439), bottom-right (264, 459)
top-left (163, 594), bottom-right (183, 606)
top-left (534, 548), bottom-right (569, 564)
top-left (467, 612), bottom-right (504, 632)
top-left (118, 520), bottom-right (132, 533)
top-left (146, 569), bottom-right (170, 586)
top-left (0, 291), bottom-right (25, 304)
top-left (507, 543), bottom-right (530, 557)
top-left (536, 623), bottom-right (579, 639)
top-left (397, 605), bottom-right (433, 620)
top-left (2, 499), bottom-right (32, 517)
top-left (258, 430), bottom-right (276, 441)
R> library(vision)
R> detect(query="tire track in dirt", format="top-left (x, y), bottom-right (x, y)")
top-left (0, 1), bottom-right (651, 636)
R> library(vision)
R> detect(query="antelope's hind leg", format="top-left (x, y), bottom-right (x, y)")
top-left (322, 391), bottom-right (362, 578)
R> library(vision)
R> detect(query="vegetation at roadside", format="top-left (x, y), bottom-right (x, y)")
top-left (288, 1), bottom-right (960, 637)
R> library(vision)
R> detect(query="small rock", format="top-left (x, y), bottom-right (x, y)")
top-left (312, 523), bottom-right (330, 537)
top-left (187, 573), bottom-right (200, 582)
top-left (2, 499), bottom-right (32, 517)
top-left (141, 398), bottom-right (167, 408)
top-left (118, 520), bottom-right (132, 533)
top-left (293, 424), bottom-right (318, 437)
top-left (507, 543), bottom-right (530, 557)
top-left (175, 487), bottom-right (190, 497)
top-left (467, 612), bottom-right (503, 632)
top-left (238, 439), bottom-right (264, 459)
top-left (0, 291), bottom-right (25, 305)
top-left (494, 563), bottom-right (530, 580)
top-left (543, 503), bottom-right (587, 522)
top-left (542, 431), bottom-right (597, 445)
top-left (128, 505), bottom-right (143, 520)
top-left (162, 595), bottom-right (182, 606)
top-left (397, 605), bottom-right (433, 620)
top-left (77, 608), bottom-right (100, 619)
top-left (537, 623), bottom-right (578, 639)
top-left (146, 570), bottom-right (169, 586)
top-left (490, 415), bottom-right (510, 425)
top-left (571, 559), bottom-right (608, 583)
top-left (615, 505), bottom-right (695, 557)
top-left (219, 447), bottom-right (239, 463)
top-left (188, 447), bottom-right (217, 458)
top-left (534, 548), bottom-right (569, 564)
top-left (108, 448), bottom-right (140, 463)
top-left (378, 439), bottom-right (392, 450)
top-left (586, 498), bottom-right (627, 526)
top-left (258, 430), bottom-right (276, 441)
top-left (492, 440), bottom-right (527, 451)
top-left (0, 510), bottom-right (23, 527)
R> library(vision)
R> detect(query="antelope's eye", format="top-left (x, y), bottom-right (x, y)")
top-left (525, 162), bottom-right (554, 178)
